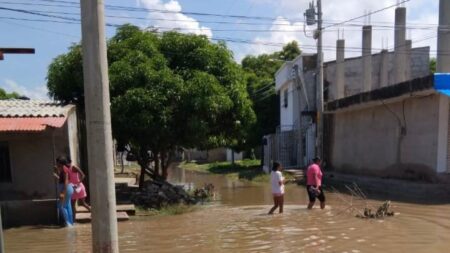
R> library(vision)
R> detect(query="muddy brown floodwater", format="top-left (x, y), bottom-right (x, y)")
top-left (4, 166), bottom-right (450, 253)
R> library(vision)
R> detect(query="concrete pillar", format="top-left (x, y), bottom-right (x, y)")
top-left (379, 49), bottom-right (389, 88)
top-left (336, 39), bottom-right (345, 99)
top-left (404, 39), bottom-right (412, 81)
top-left (362, 25), bottom-right (372, 92)
top-left (80, 0), bottom-right (119, 252)
top-left (394, 7), bottom-right (406, 84)
top-left (436, 0), bottom-right (450, 173)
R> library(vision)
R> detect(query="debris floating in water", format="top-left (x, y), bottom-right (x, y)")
top-left (331, 183), bottom-right (395, 219)
top-left (356, 201), bottom-right (395, 219)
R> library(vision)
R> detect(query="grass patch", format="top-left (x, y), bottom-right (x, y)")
top-left (114, 163), bottom-right (141, 176)
top-left (179, 159), bottom-right (294, 183)
top-left (135, 204), bottom-right (198, 217)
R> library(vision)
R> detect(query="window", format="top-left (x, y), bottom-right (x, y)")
top-left (283, 89), bottom-right (288, 108)
top-left (0, 142), bottom-right (12, 182)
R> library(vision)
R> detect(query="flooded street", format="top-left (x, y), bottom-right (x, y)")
top-left (4, 167), bottom-right (450, 253)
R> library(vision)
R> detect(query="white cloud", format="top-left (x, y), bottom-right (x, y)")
top-left (240, 0), bottom-right (437, 62)
top-left (137, 0), bottom-right (212, 37)
top-left (235, 17), bottom-right (307, 61)
top-left (2, 79), bottom-right (49, 100)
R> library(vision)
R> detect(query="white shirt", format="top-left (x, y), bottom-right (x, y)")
top-left (271, 171), bottom-right (285, 194)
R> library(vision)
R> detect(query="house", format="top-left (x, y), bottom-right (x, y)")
top-left (265, 6), bottom-right (450, 181)
top-left (263, 54), bottom-right (317, 172)
top-left (0, 99), bottom-right (79, 227)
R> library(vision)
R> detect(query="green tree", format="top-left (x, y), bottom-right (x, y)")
top-left (47, 24), bottom-right (255, 185)
top-left (430, 58), bottom-right (436, 74)
top-left (242, 40), bottom-right (301, 149)
top-left (0, 88), bottom-right (20, 100)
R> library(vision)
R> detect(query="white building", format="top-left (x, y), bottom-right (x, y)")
top-left (263, 54), bottom-right (317, 171)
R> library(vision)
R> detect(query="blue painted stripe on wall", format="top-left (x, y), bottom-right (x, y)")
top-left (434, 73), bottom-right (450, 96)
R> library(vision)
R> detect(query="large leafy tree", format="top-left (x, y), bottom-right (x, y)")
top-left (47, 24), bottom-right (255, 185)
top-left (242, 41), bottom-right (301, 148)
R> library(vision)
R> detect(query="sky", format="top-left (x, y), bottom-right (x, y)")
top-left (0, 0), bottom-right (439, 100)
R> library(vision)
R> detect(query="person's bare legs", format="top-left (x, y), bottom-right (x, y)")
top-left (279, 195), bottom-right (284, 213)
top-left (79, 198), bottom-right (91, 212)
top-left (320, 201), bottom-right (325, 209)
top-left (307, 201), bottom-right (315, 209)
top-left (268, 196), bottom-right (280, 215)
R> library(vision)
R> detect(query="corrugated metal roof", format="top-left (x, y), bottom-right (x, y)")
top-left (0, 99), bottom-right (74, 117)
top-left (0, 117), bottom-right (67, 132)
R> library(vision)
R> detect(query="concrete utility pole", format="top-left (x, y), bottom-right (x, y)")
top-left (436, 0), bottom-right (450, 173)
top-left (80, 0), bottom-right (119, 252)
top-left (316, 0), bottom-right (324, 159)
top-left (0, 208), bottom-right (4, 253)
top-left (437, 0), bottom-right (450, 73)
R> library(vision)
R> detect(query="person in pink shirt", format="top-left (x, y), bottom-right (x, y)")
top-left (67, 158), bottom-right (91, 222)
top-left (306, 157), bottom-right (325, 209)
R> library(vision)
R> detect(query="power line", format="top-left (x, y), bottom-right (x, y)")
top-left (323, 0), bottom-right (411, 30)
top-left (1, 1), bottom-right (443, 31)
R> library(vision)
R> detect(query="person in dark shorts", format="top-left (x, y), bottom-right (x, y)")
top-left (306, 157), bottom-right (325, 209)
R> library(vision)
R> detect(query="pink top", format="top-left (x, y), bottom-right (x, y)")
top-left (306, 163), bottom-right (323, 186)
top-left (67, 166), bottom-right (81, 185)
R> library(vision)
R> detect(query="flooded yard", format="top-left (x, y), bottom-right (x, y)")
top-left (4, 167), bottom-right (450, 253)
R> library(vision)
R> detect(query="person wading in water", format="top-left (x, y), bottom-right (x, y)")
top-left (306, 157), bottom-right (325, 209)
top-left (268, 162), bottom-right (285, 215)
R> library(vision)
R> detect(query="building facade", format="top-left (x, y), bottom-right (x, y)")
top-left (0, 100), bottom-right (79, 227)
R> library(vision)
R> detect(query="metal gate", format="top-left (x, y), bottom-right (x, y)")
top-left (263, 123), bottom-right (316, 172)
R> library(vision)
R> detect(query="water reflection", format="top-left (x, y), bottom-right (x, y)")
top-left (4, 166), bottom-right (450, 253)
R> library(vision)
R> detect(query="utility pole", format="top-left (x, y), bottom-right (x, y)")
top-left (79, 0), bottom-right (119, 252)
top-left (316, 0), bottom-right (324, 159)
top-left (0, 207), bottom-right (4, 253)
top-left (304, 0), bottom-right (324, 159)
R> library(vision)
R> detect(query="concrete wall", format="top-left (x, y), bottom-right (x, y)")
top-left (326, 47), bottom-right (430, 101)
top-left (184, 148), bottom-right (228, 162)
top-left (1, 199), bottom-right (57, 227)
top-left (0, 113), bottom-right (78, 201)
top-left (331, 94), bottom-right (440, 177)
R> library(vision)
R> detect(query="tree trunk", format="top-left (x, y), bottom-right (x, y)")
top-left (161, 152), bottom-right (169, 180)
top-left (231, 149), bottom-right (235, 165)
top-left (138, 160), bottom-right (146, 189)
top-left (120, 152), bottom-right (125, 174)
top-left (154, 152), bottom-right (160, 177)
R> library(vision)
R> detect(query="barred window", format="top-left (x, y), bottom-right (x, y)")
top-left (283, 89), bottom-right (288, 108)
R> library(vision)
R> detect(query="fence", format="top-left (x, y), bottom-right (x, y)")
top-left (263, 123), bottom-right (316, 173)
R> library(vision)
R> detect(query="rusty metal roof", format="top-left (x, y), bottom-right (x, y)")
top-left (0, 100), bottom-right (74, 132)
top-left (0, 99), bottom-right (74, 117)
top-left (0, 117), bottom-right (67, 132)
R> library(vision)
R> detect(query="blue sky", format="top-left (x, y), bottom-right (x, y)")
top-left (0, 0), bottom-right (439, 99)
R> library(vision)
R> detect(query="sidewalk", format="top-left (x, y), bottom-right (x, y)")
top-left (321, 172), bottom-right (450, 204)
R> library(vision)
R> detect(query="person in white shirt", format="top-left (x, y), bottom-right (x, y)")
top-left (268, 162), bottom-right (285, 214)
